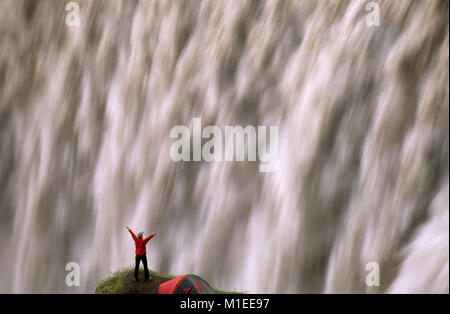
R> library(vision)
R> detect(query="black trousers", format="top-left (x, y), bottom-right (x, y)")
top-left (135, 254), bottom-right (150, 280)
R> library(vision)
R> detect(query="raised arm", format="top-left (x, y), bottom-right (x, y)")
top-left (144, 232), bottom-right (157, 244)
top-left (125, 226), bottom-right (137, 242)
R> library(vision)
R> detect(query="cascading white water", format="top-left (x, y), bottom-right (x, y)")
top-left (0, 0), bottom-right (448, 293)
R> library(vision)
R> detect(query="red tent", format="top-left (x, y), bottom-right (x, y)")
top-left (159, 275), bottom-right (186, 294)
top-left (159, 274), bottom-right (216, 294)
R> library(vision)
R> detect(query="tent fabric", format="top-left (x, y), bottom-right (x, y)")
top-left (158, 274), bottom-right (216, 294)
top-left (158, 275), bottom-right (186, 294)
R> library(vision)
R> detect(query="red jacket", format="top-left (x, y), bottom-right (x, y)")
top-left (128, 229), bottom-right (156, 256)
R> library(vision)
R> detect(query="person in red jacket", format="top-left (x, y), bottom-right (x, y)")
top-left (125, 226), bottom-right (157, 282)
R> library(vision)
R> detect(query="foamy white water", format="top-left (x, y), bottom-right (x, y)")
top-left (0, 0), bottom-right (448, 293)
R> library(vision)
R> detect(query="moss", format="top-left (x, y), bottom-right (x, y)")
top-left (95, 267), bottom-right (241, 294)
top-left (95, 267), bottom-right (131, 294)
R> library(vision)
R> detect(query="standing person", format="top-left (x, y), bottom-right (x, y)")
top-left (125, 226), bottom-right (157, 282)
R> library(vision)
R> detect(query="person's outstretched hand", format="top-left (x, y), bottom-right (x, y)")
top-left (125, 226), bottom-right (130, 230)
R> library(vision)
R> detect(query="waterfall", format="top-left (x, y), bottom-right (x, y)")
top-left (0, 0), bottom-right (448, 293)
